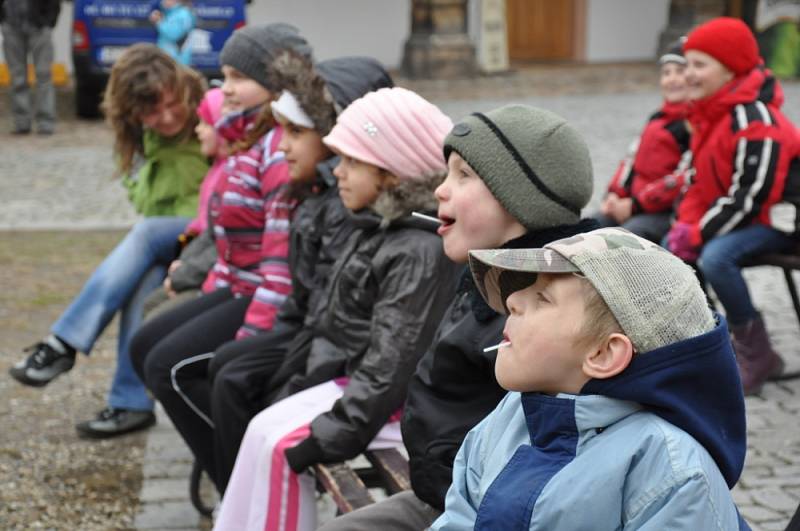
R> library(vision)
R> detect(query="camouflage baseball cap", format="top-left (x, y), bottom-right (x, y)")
top-left (469, 227), bottom-right (715, 354)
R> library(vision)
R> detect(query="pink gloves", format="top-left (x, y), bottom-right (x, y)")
top-left (667, 222), bottom-right (700, 262)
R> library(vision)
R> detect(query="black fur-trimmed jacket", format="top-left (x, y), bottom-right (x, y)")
top-left (0, 0), bottom-right (60, 27)
top-left (401, 218), bottom-right (600, 511)
top-left (279, 178), bottom-right (461, 472)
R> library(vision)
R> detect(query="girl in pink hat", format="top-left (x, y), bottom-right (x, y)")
top-left (666, 17), bottom-right (800, 395)
top-left (215, 86), bottom-right (462, 531)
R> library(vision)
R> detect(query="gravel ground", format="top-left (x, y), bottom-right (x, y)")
top-left (0, 230), bottom-right (145, 530)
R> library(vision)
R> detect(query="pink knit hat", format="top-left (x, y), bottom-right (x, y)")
top-left (322, 87), bottom-right (453, 181)
top-left (196, 87), bottom-right (225, 126)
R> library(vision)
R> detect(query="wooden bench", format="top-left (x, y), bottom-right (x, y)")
top-left (314, 448), bottom-right (411, 514)
top-left (188, 448), bottom-right (410, 517)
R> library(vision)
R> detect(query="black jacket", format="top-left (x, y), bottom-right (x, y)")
top-left (277, 158), bottom-right (354, 330)
top-left (400, 218), bottom-right (600, 510)
top-left (281, 179), bottom-right (461, 472)
top-left (0, 0), bottom-right (60, 27)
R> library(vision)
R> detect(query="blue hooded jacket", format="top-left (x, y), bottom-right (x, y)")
top-left (432, 315), bottom-right (750, 530)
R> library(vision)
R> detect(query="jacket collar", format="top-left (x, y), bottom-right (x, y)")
top-left (520, 393), bottom-right (640, 450)
top-left (582, 314), bottom-right (746, 488)
top-left (215, 105), bottom-right (262, 143)
top-left (688, 67), bottom-right (783, 152)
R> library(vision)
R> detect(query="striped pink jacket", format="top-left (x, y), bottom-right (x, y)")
top-left (206, 119), bottom-right (294, 339)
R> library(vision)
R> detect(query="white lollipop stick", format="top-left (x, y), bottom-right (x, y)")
top-left (483, 341), bottom-right (511, 352)
top-left (412, 212), bottom-right (442, 225)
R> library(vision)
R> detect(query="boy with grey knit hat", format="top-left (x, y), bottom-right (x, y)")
top-left (319, 105), bottom-right (599, 530)
top-left (431, 227), bottom-right (749, 530)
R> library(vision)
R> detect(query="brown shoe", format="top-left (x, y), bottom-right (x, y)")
top-left (731, 315), bottom-right (784, 395)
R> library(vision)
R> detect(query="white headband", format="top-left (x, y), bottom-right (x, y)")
top-left (270, 91), bottom-right (315, 129)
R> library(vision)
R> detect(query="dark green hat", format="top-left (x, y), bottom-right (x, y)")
top-left (444, 104), bottom-right (593, 230)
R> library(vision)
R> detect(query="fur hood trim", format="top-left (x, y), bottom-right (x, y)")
top-left (372, 173), bottom-right (444, 227)
top-left (268, 50), bottom-right (338, 136)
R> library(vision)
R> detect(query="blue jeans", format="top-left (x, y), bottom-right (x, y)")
top-left (51, 217), bottom-right (190, 411)
top-left (698, 224), bottom-right (795, 326)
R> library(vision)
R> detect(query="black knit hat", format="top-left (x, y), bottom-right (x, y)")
top-left (659, 37), bottom-right (687, 66)
top-left (219, 23), bottom-right (312, 91)
top-left (443, 105), bottom-right (593, 231)
top-left (268, 51), bottom-right (394, 136)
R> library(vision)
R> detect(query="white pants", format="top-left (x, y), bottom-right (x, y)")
top-left (214, 380), bottom-right (403, 531)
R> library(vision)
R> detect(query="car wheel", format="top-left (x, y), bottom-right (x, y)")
top-left (75, 76), bottom-right (104, 119)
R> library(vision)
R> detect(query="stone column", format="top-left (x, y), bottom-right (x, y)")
top-left (402, 0), bottom-right (476, 79)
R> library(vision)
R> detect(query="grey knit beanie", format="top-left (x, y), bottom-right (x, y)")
top-left (220, 23), bottom-right (312, 91)
top-left (444, 104), bottom-right (593, 231)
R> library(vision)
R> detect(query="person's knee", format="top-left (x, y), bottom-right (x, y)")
top-left (142, 348), bottom-right (173, 398)
top-left (697, 242), bottom-right (728, 277)
top-left (211, 363), bottom-right (241, 406)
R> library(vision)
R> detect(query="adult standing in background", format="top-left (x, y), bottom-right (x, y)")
top-left (0, 0), bottom-right (60, 135)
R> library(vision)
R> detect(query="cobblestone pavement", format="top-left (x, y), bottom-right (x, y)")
top-left (3, 67), bottom-right (800, 529)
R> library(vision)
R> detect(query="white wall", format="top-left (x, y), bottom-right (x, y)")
top-left (246, 0), bottom-right (410, 69)
top-left (585, 0), bottom-right (670, 62)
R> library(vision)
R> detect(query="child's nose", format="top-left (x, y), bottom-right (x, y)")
top-left (434, 180), bottom-right (449, 201)
top-left (506, 292), bottom-right (521, 314)
top-left (277, 138), bottom-right (289, 153)
top-left (333, 161), bottom-right (345, 180)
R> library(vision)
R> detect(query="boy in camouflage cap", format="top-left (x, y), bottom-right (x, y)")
top-left (431, 227), bottom-right (750, 530)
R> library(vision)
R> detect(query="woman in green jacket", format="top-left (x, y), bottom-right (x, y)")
top-left (9, 44), bottom-right (210, 439)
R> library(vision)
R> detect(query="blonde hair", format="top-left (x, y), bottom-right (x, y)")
top-left (230, 99), bottom-right (278, 153)
top-left (574, 275), bottom-right (624, 351)
top-left (101, 43), bottom-right (205, 175)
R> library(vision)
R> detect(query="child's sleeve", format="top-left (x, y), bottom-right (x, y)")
top-left (156, 9), bottom-right (194, 41)
top-left (622, 472), bottom-right (743, 530)
top-left (429, 415), bottom-right (492, 530)
top-left (606, 137), bottom-right (639, 198)
top-left (693, 128), bottom-right (784, 246)
top-left (633, 151), bottom-right (692, 214)
top-left (236, 136), bottom-right (293, 339)
top-left (285, 244), bottom-right (453, 470)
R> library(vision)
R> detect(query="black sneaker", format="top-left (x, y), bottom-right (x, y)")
top-left (76, 407), bottom-right (156, 439)
top-left (9, 340), bottom-right (76, 387)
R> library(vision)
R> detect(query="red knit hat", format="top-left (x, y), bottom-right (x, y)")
top-left (683, 17), bottom-right (760, 76)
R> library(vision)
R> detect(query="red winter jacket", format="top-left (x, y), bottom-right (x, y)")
top-left (677, 67), bottom-right (800, 247)
top-left (607, 101), bottom-right (690, 214)
top-left (205, 109), bottom-right (294, 338)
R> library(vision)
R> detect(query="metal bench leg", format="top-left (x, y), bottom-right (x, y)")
top-left (783, 268), bottom-right (800, 330)
top-left (190, 459), bottom-right (214, 518)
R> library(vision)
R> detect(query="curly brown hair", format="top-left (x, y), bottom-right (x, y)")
top-left (101, 43), bottom-right (206, 175)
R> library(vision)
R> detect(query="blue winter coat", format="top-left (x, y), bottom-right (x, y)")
top-left (155, 3), bottom-right (194, 65)
top-left (432, 315), bottom-right (751, 530)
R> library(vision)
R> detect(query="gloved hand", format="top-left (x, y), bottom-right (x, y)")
top-left (667, 222), bottom-right (700, 262)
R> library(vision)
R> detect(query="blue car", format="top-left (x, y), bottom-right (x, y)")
top-left (71, 0), bottom-right (247, 118)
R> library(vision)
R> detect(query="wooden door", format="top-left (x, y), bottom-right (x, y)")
top-left (506, 0), bottom-right (583, 61)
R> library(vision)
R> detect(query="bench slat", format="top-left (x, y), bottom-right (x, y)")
top-left (364, 448), bottom-right (411, 494)
top-left (315, 463), bottom-right (375, 514)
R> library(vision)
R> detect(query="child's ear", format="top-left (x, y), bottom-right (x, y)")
top-left (582, 333), bottom-right (634, 380)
